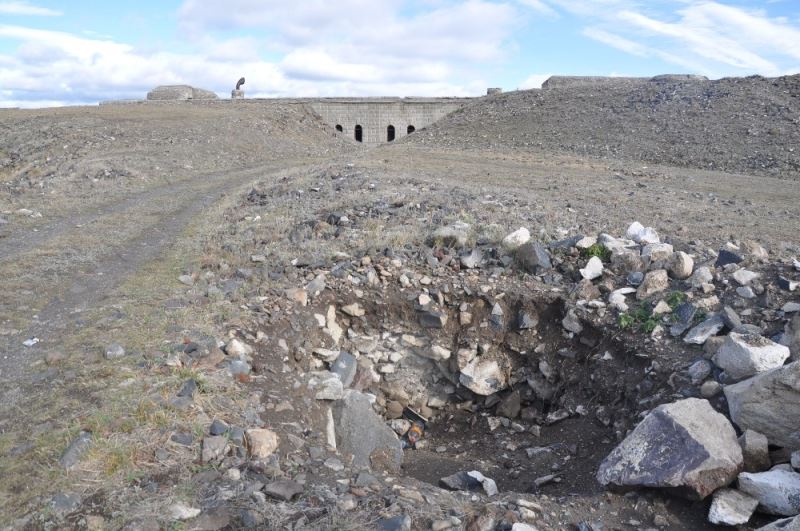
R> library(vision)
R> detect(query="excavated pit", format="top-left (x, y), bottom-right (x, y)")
top-left (333, 289), bottom-right (663, 497)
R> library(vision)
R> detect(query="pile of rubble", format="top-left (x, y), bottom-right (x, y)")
top-left (190, 203), bottom-right (800, 528)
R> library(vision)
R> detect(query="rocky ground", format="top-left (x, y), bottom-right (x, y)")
top-left (409, 74), bottom-right (800, 179)
top-left (1, 76), bottom-right (800, 531)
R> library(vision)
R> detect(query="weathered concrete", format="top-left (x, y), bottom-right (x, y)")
top-left (307, 98), bottom-right (468, 146)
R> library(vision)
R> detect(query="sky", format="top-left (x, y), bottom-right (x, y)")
top-left (1, 0), bottom-right (799, 107)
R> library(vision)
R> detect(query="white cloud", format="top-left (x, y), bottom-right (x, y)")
top-left (519, 73), bottom-right (551, 89)
top-left (515, 0), bottom-right (558, 17)
top-left (575, 1), bottom-right (800, 77)
top-left (582, 27), bottom-right (648, 57)
top-left (0, 1), bottom-right (61, 16)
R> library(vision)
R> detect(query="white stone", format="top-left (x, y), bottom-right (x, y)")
top-left (733, 269), bottom-right (760, 286)
top-left (226, 338), bottom-right (253, 358)
top-left (459, 357), bottom-right (508, 396)
top-left (708, 488), bottom-right (758, 525)
top-left (575, 236), bottom-right (597, 249)
top-left (738, 468), bottom-right (800, 516)
top-left (169, 503), bottom-right (201, 520)
top-left (342, 303), bottom-right (365, 317)
top-left (579, 256), bottom-right (604, 280)
top-left (626, 221), bottom-right (660, 244)
top-left (784, 303), bottom-right (800, 313)
top-left (309, 371), bottom-right (344, 400)
top-left (714, 333), bottom-right (790, 380)
top-left (502, 227), bottom-right (531, 251)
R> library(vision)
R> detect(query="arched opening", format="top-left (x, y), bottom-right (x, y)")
top-left (407, 125), bottom-right (416, 134)
top-left (354, 125), bottom-right (363, 143)
top-left (335, 124), bottom-right (343, 132)
top-left (387, 125), bottom-right (396, 142)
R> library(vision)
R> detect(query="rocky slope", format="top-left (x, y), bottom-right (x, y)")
top-left (407, 75), bottom-right (800, 179)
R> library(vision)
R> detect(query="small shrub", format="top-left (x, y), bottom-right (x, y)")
top-left (581, 243), bottom-right (611, 262)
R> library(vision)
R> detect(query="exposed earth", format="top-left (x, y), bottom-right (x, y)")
top-left (1, 76), bottom-right (799, 531)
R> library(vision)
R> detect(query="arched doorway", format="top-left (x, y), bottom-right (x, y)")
top-left (335, 124), bottom-right (343, 132)
top-left (354, 125), bottom-right (363, 143)
top-left (387, 125), bottom-right (396, 142)
top-left (407, 125), bottom-right (416, 134)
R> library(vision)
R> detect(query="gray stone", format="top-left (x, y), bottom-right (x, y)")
top-left (177, 379), bottom-right (197, 398)
top-left (739, 430), bottom-right (771, 473)
top-left (562, 309), bottom-right (583, 334)
top-left (440, 470), bottom-right (498, 496)
top-left (716, 249), bottom-right (744, 268)
top-left (459, 356), bottom-right (508, 396)
top-left (670, 302), bottom-right (698, 336)
top-left (738, 286), bottom-right (757, 299)
top-left (228, 359), bottom-right (251, 375)
top-left (636, 270), bottom-right (669, 300)
top-left (690, 266), bottom-right (714, 288)
top-left (786, 316), bottom-right (800, 360)
top-left (733, 269), bottom-right (760, 286)
top-left (50, 493), bottom-right (81, 515)
top-left (700, 380), bottom-right (722, 398)
top-left (59, 431), bottom-right (93, 470)
top-left (684, 314), bottom-right (725, 345)
top-left (309, 371), bottom-right (344, 400)
top-left (756, 516), bottom-right (800, 530)
top-left (378, 515), bottom-right (412, 531)
top-left (104, 342), bottom-right (125, 359)
top-left (170, 432), bottom-right (194, 446)
top-left (738, 468), bottom-right (800, 516)
top-left (668, 251), bottom-right (694, 279)
top-left (496, 391), bottom-right (521, 419)
top-left (419, 310), bottom-right (448, 328)
top-left (793, 451), bottom-right (800, 471)
top-left (596, 398), bottom-right (742, 499)
top-left (688, 359), bottom-right (712, 384)
top-left (724, 362), bottom-right (800, 450)
top-left (516, 241), bottom-right (552, 273)
top-left (209, 419), bottom-right (229, 436)
top-left (708, 488), bottom-right (758, 525)
top-left (722, 306), bottom-right (743, 330)
top-left (331, 351), bottom-right (357, 388)
top-left (642, 242), bottom-right (674, 263)
top-left (627, 271), bottom-right (644, 286)
top-left (202, 436), bottom-right (228, 463)
top-left (264, 480), bottom-right (303, 501)
top-left (460, 249), bottom-right (482, 269)
top-left (713, 333), bottom-right (790, 380)
top-left (331, 390), bottom-right (403, 470)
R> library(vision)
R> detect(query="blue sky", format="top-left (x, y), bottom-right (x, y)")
top-left (1, 0), bottom-right (799, 107)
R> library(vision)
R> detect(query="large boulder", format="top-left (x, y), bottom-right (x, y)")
top-left (596, 398), bottom-right (742, 499)
top-left (756, 515), bottom-right (800, 530)
top-left (724, 362), bottom-right (800, 450)
top-left (331, 391), bottom-right (403, 471)
top-left (713, 333), bottom-right (790, 380)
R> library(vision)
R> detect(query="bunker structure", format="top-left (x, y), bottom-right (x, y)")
top-left (306, 98), bottom-right (467, 146)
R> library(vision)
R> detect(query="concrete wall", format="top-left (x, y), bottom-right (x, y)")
top-left (306, 98), bottom-right (468, 146)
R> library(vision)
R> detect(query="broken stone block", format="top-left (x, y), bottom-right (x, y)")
top-left (725, 362), bottom-right (800, 450)
top-left (713, 333), bottom-right (791, 380)
top-left (636, 269), bottom-right (669, 300)
top-left (245, 429), bottom-right (279, 459)
top-left (708, 488), bottom-right (758, 525)
top-left (740, 430), bottom-right (772, 473)
top-left (459, 357), bottom-right (508, 396)
top-left (738, 468), bottom-right (800, 516)
top-left (515, 241), bottom-right (552, 274)
top-left (596, 398), bottom-right (742, 499)
top-left (668, 251), bottom-right (694, 279)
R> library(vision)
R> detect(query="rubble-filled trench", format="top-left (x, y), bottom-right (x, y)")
top-left (191, 162), bottom-right (800, 530)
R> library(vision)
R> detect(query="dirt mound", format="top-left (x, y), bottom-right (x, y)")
top-left (407, 74), bottom-right (800, 179)
top-left (0, 103), bottom-right (353, 200)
